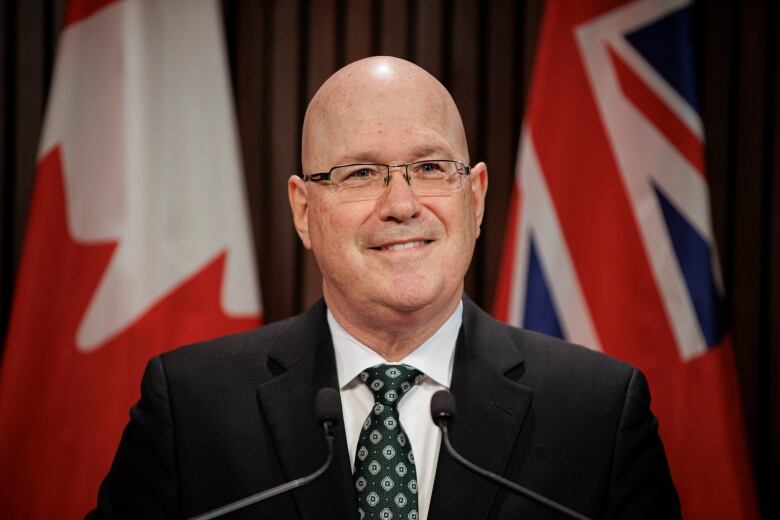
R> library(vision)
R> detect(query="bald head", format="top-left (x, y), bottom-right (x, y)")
top-left (302, 57), bottom-right (469, 173)
top-left (289, 56), bottom-right (488, 354)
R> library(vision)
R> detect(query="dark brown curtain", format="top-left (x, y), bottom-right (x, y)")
top-left (1, 0), bottom-right (777, 515)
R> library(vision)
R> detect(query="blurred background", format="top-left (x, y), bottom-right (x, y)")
top-left (0, 0), bottom-right (777, 517)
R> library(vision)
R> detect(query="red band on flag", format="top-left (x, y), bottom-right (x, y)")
top-left (609, 46), bottom-right (706, 177)
top-left (63, 0), bottom-right (121, 29)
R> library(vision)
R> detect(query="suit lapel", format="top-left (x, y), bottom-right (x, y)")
top-left (256, 301), bottom-right (359, 520)
top-left (428, 298), bottom-right (534, 519)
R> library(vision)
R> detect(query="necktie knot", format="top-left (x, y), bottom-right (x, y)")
top-left (359, 364), bottom-right (423, 406)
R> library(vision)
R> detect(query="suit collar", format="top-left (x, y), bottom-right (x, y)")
top-left (429, 297), bottom-right (534, 518)
top-left (256, 300), bottom-right (359, 520)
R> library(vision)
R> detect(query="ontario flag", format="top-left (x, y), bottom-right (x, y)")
top-left (0, 0), bottom-right (261, 518)
top-left (494, 0), bottom-right (759, 518)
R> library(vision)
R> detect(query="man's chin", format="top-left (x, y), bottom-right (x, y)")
top-left (375, 287), bottom-right (450, 317)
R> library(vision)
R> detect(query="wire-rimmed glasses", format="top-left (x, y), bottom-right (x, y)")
top-left (299, 159), bottom-right (471, 201)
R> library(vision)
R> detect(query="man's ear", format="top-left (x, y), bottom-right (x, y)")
top-left (469, 162), bottom-right (488, 237)
top-left (288, 175), bottom-right (313, 249)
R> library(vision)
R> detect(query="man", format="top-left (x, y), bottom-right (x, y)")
top-left (90, 57), bottom-right (680, 519)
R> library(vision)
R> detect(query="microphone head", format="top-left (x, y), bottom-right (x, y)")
top-left (315, 387), bottom-right (340, 426)
top-left (430, 389), bottom-right (456, 427)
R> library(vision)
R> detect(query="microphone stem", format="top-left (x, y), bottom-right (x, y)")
top-left (439, 424), bottom-right (592, 520)
top-left (189, 431), bottom-right (335, 520)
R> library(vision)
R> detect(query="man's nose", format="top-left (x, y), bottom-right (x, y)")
top-left (376, 167), bottom-right (422, 222)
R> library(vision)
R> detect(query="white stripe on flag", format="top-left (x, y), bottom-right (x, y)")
top-left (576, 0), bottom-right (711, 360)
top-left (513, 132), bottom-right (602, 351)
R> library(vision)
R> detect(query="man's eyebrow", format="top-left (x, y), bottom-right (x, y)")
top-left (407, 145), bottom-right (449, 159)
top-left (343, 145), bottom-right (451, 164)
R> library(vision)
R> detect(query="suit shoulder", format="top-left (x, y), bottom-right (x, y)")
top-left (155, 308), bottom-right (318, 386)
top-left (165, 313), bottom-right (297, 361)
top-left (467, 299), bottom-right (632, 374)
top-left (468, 301), bottom-right (636, 390)
top-left (511, 325), bottom-right (633, 377)
top-left (488, 320), bottom-right (644, 421)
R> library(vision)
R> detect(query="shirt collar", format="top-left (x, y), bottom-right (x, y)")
top-left (328, 300), bottom-right (463, 390)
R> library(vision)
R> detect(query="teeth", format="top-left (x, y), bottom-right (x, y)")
top-left (381, 240), bottom-right (428, 251)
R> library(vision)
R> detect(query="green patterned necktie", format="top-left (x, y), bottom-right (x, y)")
top-left (353, 364), bottom-right (423, 520)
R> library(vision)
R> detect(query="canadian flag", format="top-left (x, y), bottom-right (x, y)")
top-left (0, 0), bottom-right (261, 517)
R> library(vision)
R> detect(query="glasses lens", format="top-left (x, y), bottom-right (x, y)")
top-left (329, 164), bottom-right (388, 200)
top-left (331, 164), bottom-right (383, 184)
top-left (408, 160), bottom-right (463, 195)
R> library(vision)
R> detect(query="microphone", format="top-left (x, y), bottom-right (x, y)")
top-left (430, 390), bottom-right (592, 520)
top-left (189, 387), bottom-right (340, 520)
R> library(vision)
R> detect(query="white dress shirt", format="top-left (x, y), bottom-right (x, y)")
top-left (328, 301), bottom-right (462, 520)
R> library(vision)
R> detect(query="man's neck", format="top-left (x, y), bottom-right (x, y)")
top-left (324, 290), bottom-right (463, 361)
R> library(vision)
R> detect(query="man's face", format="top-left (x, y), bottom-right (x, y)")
top-left (290, 62), bottom-right (487, 323)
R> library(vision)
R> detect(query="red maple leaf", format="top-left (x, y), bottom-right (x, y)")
top-left (0, 147), bottom-right (259, 518)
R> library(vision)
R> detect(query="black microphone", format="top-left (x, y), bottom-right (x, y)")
top-left (430, 390), bottom-right (592, 520)
top-left (189, 387), bottom-right (340, 520)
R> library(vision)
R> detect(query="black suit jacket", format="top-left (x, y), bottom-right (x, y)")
top-left (89, 298), bottom-right (680, 519)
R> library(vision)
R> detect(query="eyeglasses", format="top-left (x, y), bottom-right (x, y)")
top-left (299, 159), bottom-right (471, 201)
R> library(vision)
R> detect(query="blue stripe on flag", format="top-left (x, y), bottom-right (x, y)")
top-left (625, 6), bottom-right (699, 112)
top-left (653, 184), bottom-right (723, 347)
top-left (522, 236), bottom-right (564, 339)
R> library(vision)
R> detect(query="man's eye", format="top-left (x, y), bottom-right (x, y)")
top-left (338, 166), bottom-right (380, 183)
top-left (417, 162), bottom-right (444, 174)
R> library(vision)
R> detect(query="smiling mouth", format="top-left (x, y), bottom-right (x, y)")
top-left (371, 240), bottom-right (432, 251)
